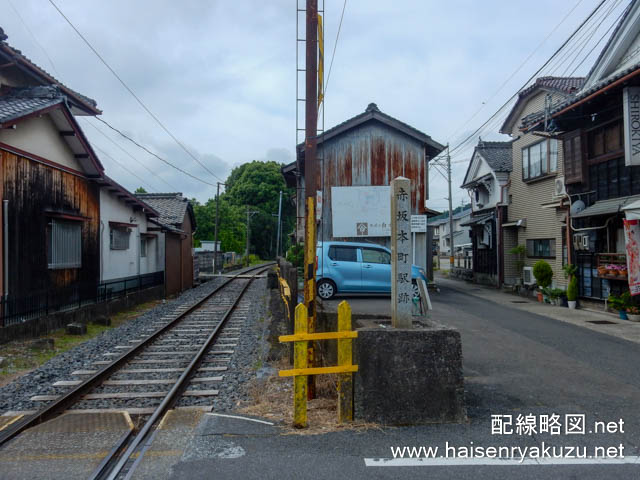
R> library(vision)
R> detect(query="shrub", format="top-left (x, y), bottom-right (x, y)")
top-left (286, 243), bottom-right (304, 268)
top-left (509, 245), bottom-right (526, 275)
top-left (562, 263), bottom-right (577, 279)
top-left (567, 276), bottom-right (578, 301)
top-left (533, 260), bottom-right (553, 289)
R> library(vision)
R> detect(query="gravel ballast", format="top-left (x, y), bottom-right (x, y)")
top-left (0, 276), bottom-right (236, 414)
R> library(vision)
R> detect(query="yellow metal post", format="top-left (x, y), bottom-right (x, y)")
top-left (337, 300), bottom-right (354, 422)
top-left (304, 197), bottom-right (316, 399)
top-left (293, 303), bottom-right (308, 428)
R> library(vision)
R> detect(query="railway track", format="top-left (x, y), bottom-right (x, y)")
top-left (0, 263), bottom-right (273, 479)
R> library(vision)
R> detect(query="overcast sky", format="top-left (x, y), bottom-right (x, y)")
top-left (1, 0), bottom-right (630, 209)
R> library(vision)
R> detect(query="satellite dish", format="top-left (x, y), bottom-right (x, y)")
top-left (570, 199), bottom-right (586, 216)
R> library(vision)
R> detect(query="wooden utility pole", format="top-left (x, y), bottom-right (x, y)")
top-left (214, 182), bottom-right (226, 274)
top-left (304, 0), bottom-right (318, 399)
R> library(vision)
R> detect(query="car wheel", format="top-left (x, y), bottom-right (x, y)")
top-left (317, 280), bottom-right (336, 299)
top-left (412, 282), bottom-right (420, 299)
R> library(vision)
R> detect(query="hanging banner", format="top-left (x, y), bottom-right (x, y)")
top-left (623, 86), bottom-right (640, 166)
top-left (623, 218), bottom-right (640, 295)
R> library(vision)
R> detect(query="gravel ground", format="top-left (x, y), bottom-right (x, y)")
top-left (0, 276), bottom-right (230, 414)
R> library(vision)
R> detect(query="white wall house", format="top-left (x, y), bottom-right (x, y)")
top-left (98, 177), bottom-right (164, 282)
top-left (431, 207), bottom-right (472, 255)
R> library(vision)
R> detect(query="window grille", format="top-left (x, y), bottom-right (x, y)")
top-left (110, 227), bottom-right (130, 250)
top-left (48, 219), bottom-right (82, 269)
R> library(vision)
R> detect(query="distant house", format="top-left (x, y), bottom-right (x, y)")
top-left (500, 76), bottom-right (584, 288)
top-left (461, 140), bottom-right (512, 286)
top-left (135, 193), bottom-right (196, 296)
top-left (97, 176), bottom-right (163, 287)
top-left (282, 103), bottom-right (445, 276)
top-left (522, 1), bottom-right (640, 300)
top-left (430, 207), bottom-right (472, 257)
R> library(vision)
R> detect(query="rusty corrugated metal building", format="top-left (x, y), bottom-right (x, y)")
top-left (282, 103), bottom-right (444, 273)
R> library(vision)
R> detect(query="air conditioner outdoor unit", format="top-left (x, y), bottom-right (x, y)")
top-left (554, 176), bottom-right (567, 198)
top-left (523, 266), bottom-right (535, 285)
top-left (573, 234), bottom-right (582, 251)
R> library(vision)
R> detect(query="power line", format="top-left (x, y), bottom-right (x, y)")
top-left (81, 117), bottom-right (179, 191)
top-left (318, 0), bottom-right (347, 117)
top-left (445, 0), bottom-right (585, 142)
top-left (95, 117), bottom-right (216, 187)
top-left (91, 143), bottom-right (156, 192)
top-left (6, 0), bottom-right (60, 76)
top-left (47, 0), bottom-right (224, 184)
top-left (442, 0), bottom-right (610, 160)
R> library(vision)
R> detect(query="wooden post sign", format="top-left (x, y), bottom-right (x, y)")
top-left (279, 302), bottom-right (358, 428)
top-left (391, 177), bottom-right (412, 328)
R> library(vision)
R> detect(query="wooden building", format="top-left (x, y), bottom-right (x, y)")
top-left (282, 103), bottom-right (444, 274)
top-left (0, 86), bottom-right (103, 308)
top-left (135, 193), bottom-right (196, 296)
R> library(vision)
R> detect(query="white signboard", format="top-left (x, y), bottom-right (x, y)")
top-left (623, 86), bottom-right (640, 166)
top-left (331, 186), bottom-right (391, 237)
top-left (411, 215), bottom-right (427, 233)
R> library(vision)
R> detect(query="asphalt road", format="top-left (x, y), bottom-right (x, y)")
top-left (169, 284), bottom-right (640, 480)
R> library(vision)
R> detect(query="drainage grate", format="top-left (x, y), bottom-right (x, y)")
top-left (511, 300), bottom-right (528, 303)
top-left (586, 320), bottom-right (618, 325)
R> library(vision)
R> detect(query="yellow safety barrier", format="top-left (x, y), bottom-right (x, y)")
top-left (279, 301), bottom-right (357, 428)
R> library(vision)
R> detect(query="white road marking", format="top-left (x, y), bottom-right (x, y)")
top-left (364, 456), bottom-right (640, 467)
top-left (206, 413), bottom-right (274, 425)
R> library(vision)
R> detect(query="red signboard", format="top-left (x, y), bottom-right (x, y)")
top-left (624, 219), bottom-right (640, 296)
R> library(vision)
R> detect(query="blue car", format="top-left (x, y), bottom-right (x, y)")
top-left (315, 241), bottom-right (427, 300)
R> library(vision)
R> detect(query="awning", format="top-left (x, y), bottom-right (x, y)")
top-left (572, 194), bottom-right (640, 219)
top-left (460, 212), bottom-right (493, 227)
top-left (623, 199), bottom-right (640, 220)
top-left (109, 221), bottom-right (137, 228)
top-left (502, 218), bottom-right (526, 228)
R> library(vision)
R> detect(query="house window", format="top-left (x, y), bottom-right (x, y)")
top-left (526, 238), bottom-right (556, 258)
top-left (48, 219), bottom-right (82, 269)
top-left (140, 237), bottom-right (147, 257)
top-left (522, 139), bottom-right (558, 181)
top-left (110, 227), bottom-right (130, 250)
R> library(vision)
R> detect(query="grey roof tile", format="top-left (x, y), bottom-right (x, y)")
top-left (0, 86), bottom-right (63, 124)
top-left (135, 193), bottom-right (191, 228)
top-left (476, 140), bottom-right (512, 172)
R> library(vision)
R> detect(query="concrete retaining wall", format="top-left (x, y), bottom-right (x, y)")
top-left (0, 285), bottom-right (164, 344)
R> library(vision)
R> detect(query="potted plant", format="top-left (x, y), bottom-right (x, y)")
top-left (549, 288), bottom-right (565, 306)
top-left (567, 276), bottom-right (578, 309)
top-left (509, 245), bottom-right (526, 285)
top-left (627, 305), bottom-right (640, 322)
top-left (608, 293), bottom-right (629, 320)
top-left (533, 260), bottom-right (553, 302)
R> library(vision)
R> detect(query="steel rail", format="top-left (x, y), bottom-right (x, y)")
top-left (98, 266), bottom-right (270, 480)
top-left (0, 263), bottom-right (273, 448)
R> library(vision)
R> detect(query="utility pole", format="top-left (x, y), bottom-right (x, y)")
top-left (246, 206), bottom-right (250, 266)
top-left (447, 145), bottom-right (454, 268)
top-left (304, 0), bottom-right (318, 400)
top-left (213, 182), bottom-right (226, 274)
top-left (276, 190), bottom-right (283, 258)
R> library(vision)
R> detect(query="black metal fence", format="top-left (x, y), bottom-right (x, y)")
top-left (0, 271), bottom-right (164, 327)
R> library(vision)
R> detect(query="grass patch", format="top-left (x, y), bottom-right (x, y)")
top-left (0, 300), bottom-right (161, 387)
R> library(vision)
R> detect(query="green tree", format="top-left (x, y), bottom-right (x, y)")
top-left (135, 187), bottom-right (147, 193)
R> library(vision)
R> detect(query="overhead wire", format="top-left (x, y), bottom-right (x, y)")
top-left (445, 0), bottom-right (585, 142)
top-left (47, 0), bottom-right (225, 183)
top-left (440, 0), bottom-right (609, 161)
top-left (91, 143), bottom-right (156, 192)
top-left (81, 118), bottom-right (179, 191)
top-left (318, 0), bottom-right (347, 119)
top-left (95, 117), bottom-right (216, 187)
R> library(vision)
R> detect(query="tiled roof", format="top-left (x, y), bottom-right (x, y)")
top-left (0, 27), bottom-right (100, 114)
top-left (297, 103), bottom-right (445, 156)
top-left (522, 60), bottom-right (640, 129)
top-left (135, 193), bottom-right (193, 229)
top-left (0, 86), bottom-right (64, 124)
top-left (517, 77), bottom-right (585, 99)
top-left (476, 140), bottom-right (512, 173)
